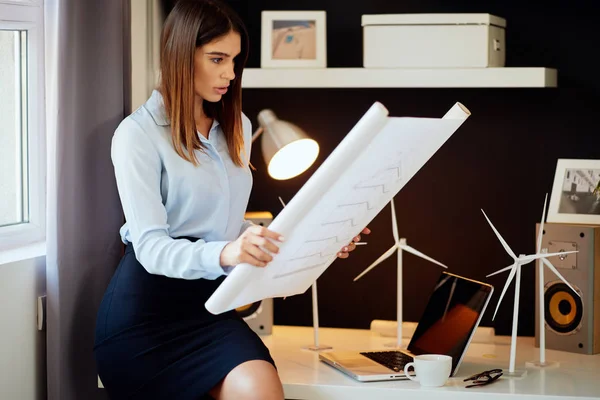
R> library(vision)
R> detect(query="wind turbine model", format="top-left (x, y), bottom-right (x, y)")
top-left (354, 199), bottom-right (449, 348)
top-left (527, 194), bottom-right (581, 368)
top-left (279, 197), bottom-right (331, 351)
top-left (483, 197), bottom-right (578, 377)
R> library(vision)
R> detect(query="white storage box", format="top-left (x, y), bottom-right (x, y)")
top-left (362, 13), bottom-right (506, 68)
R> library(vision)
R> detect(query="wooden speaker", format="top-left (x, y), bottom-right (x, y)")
top-left (535, 223), bottom-right (600, 354)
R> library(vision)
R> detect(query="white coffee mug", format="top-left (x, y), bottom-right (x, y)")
top-left (403, 354), bottom-right (452, 387)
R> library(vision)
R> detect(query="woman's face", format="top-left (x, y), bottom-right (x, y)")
top-left (193, 30), bottom-right (241, 104)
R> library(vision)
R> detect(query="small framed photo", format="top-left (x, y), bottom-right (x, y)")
top-left (547, 159), bottom-right (600, 224)
top-left (261, 11), bottom-right (327, 68)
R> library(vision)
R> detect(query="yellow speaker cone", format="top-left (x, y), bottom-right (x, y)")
top-left (548, 291), bottom-right (577, 325)
top-left (235, 301), bottom-right (261, 318)
top-left (544, 282), bottom-right (582, 334)
top-left (236, 303), bottom-right (253, 312)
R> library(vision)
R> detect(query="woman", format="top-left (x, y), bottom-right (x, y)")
top-left (94, 1), bottom-right (368, 399)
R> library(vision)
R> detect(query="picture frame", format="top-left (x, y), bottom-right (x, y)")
top-left (547, 159), bottom-right (600, 224)
top-left (260, 11), bottom-right (327, 68)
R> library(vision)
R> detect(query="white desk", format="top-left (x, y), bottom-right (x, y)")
top-left (263, 326), bottom-right (600, 400)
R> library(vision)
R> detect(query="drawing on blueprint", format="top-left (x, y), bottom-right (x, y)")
top-left (205, 102), bottom-right (471, 314)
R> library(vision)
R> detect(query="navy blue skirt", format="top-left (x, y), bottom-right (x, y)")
top-left (94, 241), bottom-right (275, 400)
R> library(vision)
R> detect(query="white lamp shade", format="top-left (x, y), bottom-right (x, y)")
top-left (257, 109), bottom-right (320, 180)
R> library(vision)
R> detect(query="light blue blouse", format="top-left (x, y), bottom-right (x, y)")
top-left (111, 90), bottom-right (253, 280)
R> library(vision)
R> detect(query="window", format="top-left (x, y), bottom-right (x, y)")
top-left (0, 1), bottom-right (45, 252)
top-left (0, 30), bottom-right (28, 228)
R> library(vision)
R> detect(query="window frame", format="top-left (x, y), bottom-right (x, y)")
top-left (0, 1), bottom-right (46, 253)
top-left (130, 0), bottom-right (162, 112)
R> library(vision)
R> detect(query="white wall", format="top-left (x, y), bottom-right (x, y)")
top-left (0, 257), bottom-right (46, 400)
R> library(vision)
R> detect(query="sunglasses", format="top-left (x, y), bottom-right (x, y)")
top-left (463, 369), bottom-right (503, 388)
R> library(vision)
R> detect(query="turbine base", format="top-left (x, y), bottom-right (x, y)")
top-left (525, 360), bottom-right (560, 369)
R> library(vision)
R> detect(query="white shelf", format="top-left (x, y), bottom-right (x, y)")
top-left (241, 67), bottom-right (557, 88)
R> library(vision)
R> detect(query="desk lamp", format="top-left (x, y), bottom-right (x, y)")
top-left (250, 110), bottom-right (326, 350)
top-left (252, 109), bottom-right (319, 180)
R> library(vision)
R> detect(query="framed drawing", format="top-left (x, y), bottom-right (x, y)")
top-left (547, 159), bottom-right (600, 224)
top-left (260, 11), bottom-right (326, 68)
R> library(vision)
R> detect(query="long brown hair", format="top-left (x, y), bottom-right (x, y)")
top-left (159, 0), bottom-right (249, 167)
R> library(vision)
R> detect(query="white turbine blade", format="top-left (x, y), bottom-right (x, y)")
top-left (541, 258), bottom-right (581, 298)
top-left (520, 250), bottom-right (578, 264)
top-left (399, 244), bottom-right (448, 269)
top-left (490, 263), bottom-right (518, 320)
top-left (536, 194), bottom-right (548, 253)
top-left (354, 244), bottom-right (398, 282)
top-left (433, 275), bottom-right (452, 292)
top-left (390, 200), bottom-right (399, 243)
top-left (481, 209), bottom-right (517, 260)
top-left (486, 263), bottom-right (514, 277)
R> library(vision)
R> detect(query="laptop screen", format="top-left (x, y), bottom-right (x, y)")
top-left (407, 272), bottom-right (493, 372)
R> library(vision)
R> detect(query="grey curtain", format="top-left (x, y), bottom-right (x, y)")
top-left (45, 0), bottom-right (129, 399)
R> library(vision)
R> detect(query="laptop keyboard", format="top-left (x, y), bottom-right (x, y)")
top-left (360, 351), bottom-right (413, 372)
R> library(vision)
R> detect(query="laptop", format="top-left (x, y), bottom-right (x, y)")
top-left (319, 271), bottom-right (494, 382)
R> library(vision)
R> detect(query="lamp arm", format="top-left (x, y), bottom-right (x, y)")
top-left (252, 126), bottom-right (264, 143)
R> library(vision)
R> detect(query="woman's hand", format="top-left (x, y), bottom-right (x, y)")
top-left (337, 227), bottom-right (371, 259)
top-left (220, 225), bottom-right (284, 268)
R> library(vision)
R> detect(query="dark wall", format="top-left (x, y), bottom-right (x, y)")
top-left (165, 0), bottom-right (600, 336)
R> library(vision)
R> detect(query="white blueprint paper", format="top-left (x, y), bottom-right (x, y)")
top-left (205, 102), bottom-right (470, 314)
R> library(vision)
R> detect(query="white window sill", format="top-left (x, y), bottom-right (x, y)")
top-left (0, 241), bottom-right (46, 266)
